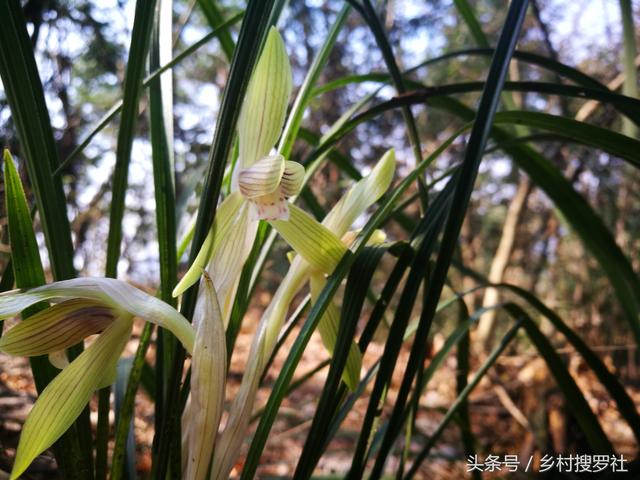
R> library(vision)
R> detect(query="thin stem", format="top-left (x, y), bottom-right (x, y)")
top-left (111, 323), bottom-right (154, 480)
top-left (94, 388), bottom-right (111, 480)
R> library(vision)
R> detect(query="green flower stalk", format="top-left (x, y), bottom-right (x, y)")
top-left (210, 149), bottom-right (396, 479)
top-left (0, 278), bottom-right (196, 479)
top-left (172, 27), bottom-right (302, 326)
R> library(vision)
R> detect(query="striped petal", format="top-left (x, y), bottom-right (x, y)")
top-left (280, 161), bottom-right (305, 197)
top-left (206, 202), bottom-right (257, 326)
top-left (237, 27), bottom-right (292, 167)
top-left (173, 192), bottom-right (245, 298)
top-left (323, 149), bottom-right (396, 237)
top-left (10, 315), bottom-right (132, 480)
top-left (270, 204), bottom-right (348, 274)
top-left (310, 273), bottom-right (362, 391)
top-left (238, 154), bottom-right (285, 199)
top-left (0, 278), bottom-right (195, 355)
top-left (0, 299), bottom-right (114, 357)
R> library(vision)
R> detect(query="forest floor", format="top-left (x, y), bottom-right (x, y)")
top-left (1, 306), bottom-right (638, 479)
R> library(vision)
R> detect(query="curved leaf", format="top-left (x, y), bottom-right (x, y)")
top-left (11, 316), bottom-right (133, 480)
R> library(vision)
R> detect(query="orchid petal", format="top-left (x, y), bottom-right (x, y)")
top-left (323, 149), bottom-right (396, 237)
top-left (310, 273), bottom-right (362, 391)
top-left (237, 27), bottom-right (292, 167)
top-left (341, 229), bottom-right (387, 248)
top-left (249, 190), bottom-right (289, 221)
top-left (270, 204), bottom-right (347, 274)
top-left (0, 299), bottom-right (113, 357)
top-left (0, 278), bottom-right (195, 354)
top-left (48, 350), bottom-right (69, 369)
top-left (184, 274), bottom-right (226, 480)
top-left (10, 315), bottom-right (132, 480)
top-left (173, 192), bottom-right (245, 298)
top-left (238, 154), bottom-right (285, 198)
top-left (280, 161), bottom-right (305, 197)
top-left (206, 202), bottom-right (257, 326)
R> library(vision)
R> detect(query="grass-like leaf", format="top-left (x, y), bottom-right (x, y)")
top-left (278, 4), bottom-right (351, 158)
top-left (493, 110), bottom-right (640, 168)
top-left (497, 283), bottom-right (640, 443)
top-left (147, 0), bottom-right (178, 458)
top-left (3, 149), bottom-right (91, 478)
top-left (509, 304), bottom-right (614, 453)
top-left (403, 321), bottom-right (522, 478)
top-left (105, 0), bottom-right (158, 278)
top-left (294, 246), bottom-right (386, 478)
top-left (313, 87), bottom-right (640, 349)
top-left (453, 0), bottom-right (490, 48)
top-left (196, 0), bottom-right (236, 60)
top-left (369, 2), bottom-right (529, 476)
top-left (619, 0), bottom-right (638, 137)
top-left (0, 1), bottom-right (76, 282)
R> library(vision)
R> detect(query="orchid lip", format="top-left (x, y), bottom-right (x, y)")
top-left (237, 155), bottom-right (305, 221)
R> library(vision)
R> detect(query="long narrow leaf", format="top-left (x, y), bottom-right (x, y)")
top-left (619, 0), bottom-right (638, 137)
top-left (370, 3), bottom-right (529, 476)
top-left (509, 304), bottom-right (614, 453)
top-left (307, 87), bottom-right (640, 348)
top-left (493, 110), bottom-right (640, 168)
top-left (404, 322), bottom-right (522, 479)
top-left (498, 283), bottom-right (640, 444)
top-left (196, 0), bottom-right (236, 60)
top-left (0, 0), bottom-right (76, 282)
top-left (105, 0), bottom-right (158, 278)
top-left (278, 4), bottom-right (351, 158)
top-left (294, 246), bottom-right (386, 478)
top-left (58, 13), bottom-right (244, 173)
top-left (144, 0), bottom-right (178, 469)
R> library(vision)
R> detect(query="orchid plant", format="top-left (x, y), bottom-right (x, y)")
top-left (1, 1), bottom-right (637, 478)
top-left (172, 27), bottom-right (303, 326)
top-left (0, 26), bottom-right (396, 480)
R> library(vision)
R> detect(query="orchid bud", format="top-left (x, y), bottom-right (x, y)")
top-left (183, 273), bottom-right (226, 480)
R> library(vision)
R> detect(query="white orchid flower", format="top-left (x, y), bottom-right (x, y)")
top-left (210, 149), bottom-right (396, 480)
top-left (172, 27), bottom-right (303, 327)
top-left (169, 26), bottom-right (395, 480)
top-left (0, 278), bottom-right (196, 479)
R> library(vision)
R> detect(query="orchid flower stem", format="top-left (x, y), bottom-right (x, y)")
top-left (260, 295), bottom-right (311, 384)
top-left (111, 322), bottom-right (154, 480)
top-left (95, 388), bottom-right (111, 480)
top-left (250, 358), bottom-right (330, 424)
